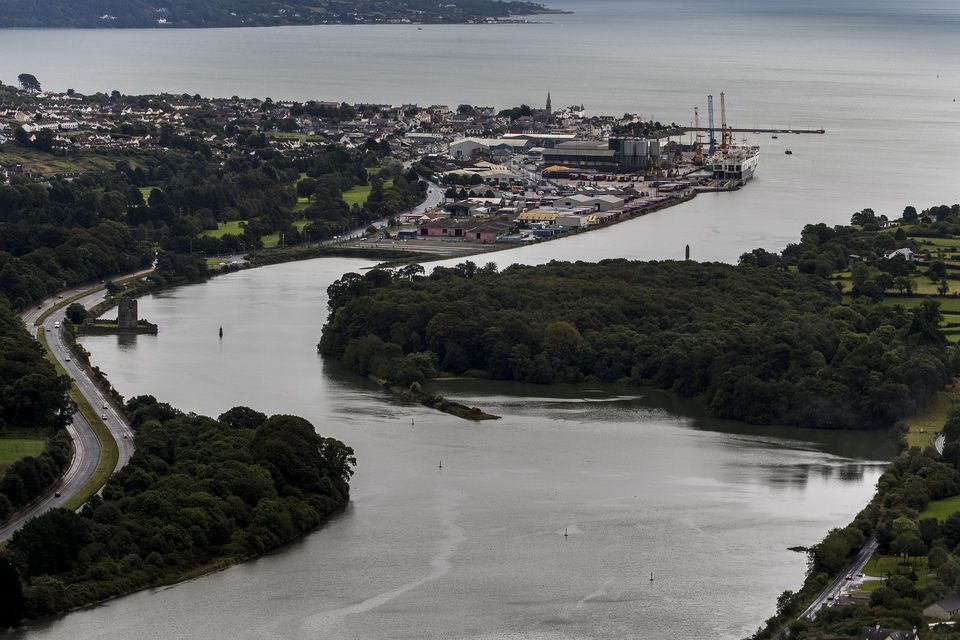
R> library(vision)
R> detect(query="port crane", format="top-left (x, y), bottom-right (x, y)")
top-left (706, 94), bottom-right (716, 156)
top-left (693, 106), bottom-right (704, 165)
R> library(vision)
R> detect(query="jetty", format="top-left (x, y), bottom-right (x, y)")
top-left (681, 126), bottom-right (825, 135)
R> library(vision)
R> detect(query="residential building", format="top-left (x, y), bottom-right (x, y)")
top-left (923, 597), bottom-right (960, 621)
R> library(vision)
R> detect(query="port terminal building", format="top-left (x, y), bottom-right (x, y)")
top-left (540, 138), bottom-right (661, 172)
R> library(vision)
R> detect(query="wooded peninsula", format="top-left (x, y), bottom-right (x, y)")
top-left (0, 0), bottom-right (561, 29)
top-left (0, 399), bottom-right (355, 625)
top-left (318, 232), bottom-right (955, 431)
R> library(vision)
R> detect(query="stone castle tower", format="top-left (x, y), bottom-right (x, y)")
top-left (117, 297), bottom-right (138, 329)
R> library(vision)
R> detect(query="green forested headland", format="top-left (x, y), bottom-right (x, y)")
top-left (319, 259), bottom-right (955, 430)
top-left (0, 0), bottom-right (556, 28)
top-left (0, 398), bottom-right (355, 625)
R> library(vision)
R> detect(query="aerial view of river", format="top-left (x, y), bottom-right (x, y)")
top-left (1, 1), bottom-right (959, 260)
top-left (4, 0), bottom-right (958, 636)
top-left (19, 257), bottom-right (892, 640)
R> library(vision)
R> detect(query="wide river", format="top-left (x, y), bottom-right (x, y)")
top-left (4, 0), bottom-right (957, 637)
top-left (13, 258), bottom-right (890, 640)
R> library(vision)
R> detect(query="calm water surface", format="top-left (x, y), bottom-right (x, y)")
top-left (31, 258), bottom-right (895, 640)
top-left (3, 1), bottom-right (951, 636)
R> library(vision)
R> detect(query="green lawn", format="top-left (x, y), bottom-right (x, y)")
top-left (199, 220), bottom-right (248, 239)
top-left (905, 387), bottom-right (956, 449)
top-left (882, 295), bottom-right (960, 312)
top-left (0, 438), bottom-right (46, 469)
top-left (0, 145), bottom-right (141, 176)
top-left (293, 196), bottom-right (310, 213)
top-left (858, 580), bottom-right (884, 592)
top-left (138, 186), bottom-right (157, 202)
top-left (342, 183), bottom-right (373, 207)
top-left (912, 237), bottom-right (960, 248)
top-left (342, 178), bottom-right (394, 207)
top-left (863, 554), bottom-right (930, 586)
top-left (921, 495), bottom-right (960, 522)
top-left (266, 131), bottom-right (326, 142)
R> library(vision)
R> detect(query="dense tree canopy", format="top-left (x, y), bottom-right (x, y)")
top-left (320, 259), bottom-right (955, 429)
top-left (0, 397), bottom-right (354, 626)
top-left (0, 297), bottom-right (71, 434)
top-left (0, 143), bottom-right (423, 309)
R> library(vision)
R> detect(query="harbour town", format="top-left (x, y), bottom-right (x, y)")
top-left (1, 83), bottom-right (781, 257)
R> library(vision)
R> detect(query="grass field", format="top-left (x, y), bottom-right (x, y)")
top-left (857, 580), bottom-right (884, 592)
top-left (343, 177), bottom-right (394, 208)
top-left (920, 495), bottom-right (960, 522)
top-left (0, 438), bottom-right (46, 470)
top-left (864, 554), bottom-right (930, 584)
top-left (0, 145), bottom-right (139, 176)
top-left (293, 196), bottom-right (310, 213)
top-left (260, 232), bottom-right (279, 248)
top-left (881, 295), bottom-right (960, 312)
top-left (266, 131), bottom-right (326, 142)
top-left (342, 183), bottom-right (373, 207)
top-left (199, 220), bottom-right (248, 239)
top-left (905, 387), bottom-right (957, 449)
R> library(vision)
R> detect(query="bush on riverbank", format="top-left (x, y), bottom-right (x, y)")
top-left (0, 397), bottom-right (355, 627)
top-left (319, 259), bottom-right (955, 430)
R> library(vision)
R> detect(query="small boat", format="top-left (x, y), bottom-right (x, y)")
top-left (784, 149), bottom-right (793, 155)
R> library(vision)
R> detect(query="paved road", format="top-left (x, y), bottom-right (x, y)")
top-left (801, 536), bottom-right (878, 619)
top-left (0, 278), bottom-right (142, 541)
top-left (797, 429), bottom-right (949, 622)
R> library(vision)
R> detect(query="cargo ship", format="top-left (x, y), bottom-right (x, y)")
top-left (711, 145), bottom-right (760, 185)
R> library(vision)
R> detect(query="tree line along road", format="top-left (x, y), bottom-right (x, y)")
top-left (0, 275), bottom-right (144, 542)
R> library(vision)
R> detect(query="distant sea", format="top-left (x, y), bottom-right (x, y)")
top-left (1, 0), bottom-right (958, 260)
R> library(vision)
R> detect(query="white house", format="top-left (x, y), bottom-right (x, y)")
top-left (884, 248), bottom-right (915, 261)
